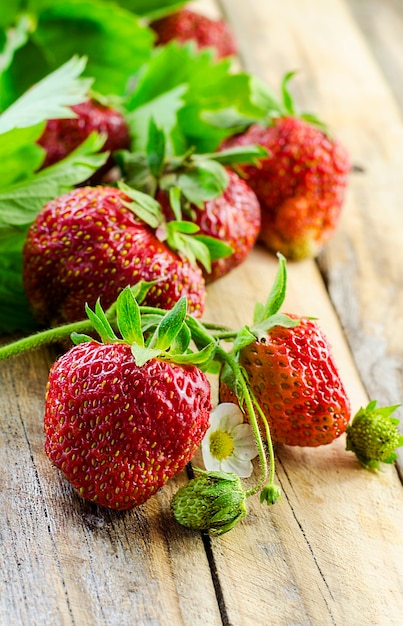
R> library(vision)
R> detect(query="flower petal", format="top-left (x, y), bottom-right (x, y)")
top-left (210, 402), bottom-right (244, 433)
top-left (231, 424), bottom-right (258, 460)
top-left (221, 456), bottom-right (254, 478)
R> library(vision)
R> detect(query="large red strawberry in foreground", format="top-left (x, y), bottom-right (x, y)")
top-left (45, 341), bottom-right (211, 509)
top-left (220, 314), bottom-right (351, 446)
top-left (221, 76), bottom-right (350, 260)
top-left (44, 292), bottom-right (212, 510)
top-left (22, 186), bottom-right (206, 326)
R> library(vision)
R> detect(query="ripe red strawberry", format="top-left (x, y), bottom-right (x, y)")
top-left (44, 340), bottom-right (211, 509)
top-left (222, 117), bottom-right (350, 260)
top-left (158, 169), bottom-right (261, 282)
top-left (22, 186), bottom-right (206, 326)
top-left (150, 8), bottom-right (237, 59)
top-left (223, 118), bottom-right (350, 260)
top-left (37, 99), bottom-right (131, 181)
top-left (220, 314), bottom-right (351, 447)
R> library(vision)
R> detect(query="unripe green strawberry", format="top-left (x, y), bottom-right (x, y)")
top-left (171, 470), bottom-right (247, 535)
top-left (45, 341), bottom-right (212, 510)
top-left (346, 401), bottom-right (403, 470)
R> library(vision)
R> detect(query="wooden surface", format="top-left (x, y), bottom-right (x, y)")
top-left (2, 0), bottom-right (403, 624)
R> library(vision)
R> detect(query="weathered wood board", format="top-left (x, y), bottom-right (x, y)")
top-left (1, 0), bottom-right (403, 625)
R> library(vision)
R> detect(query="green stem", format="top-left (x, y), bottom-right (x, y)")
top-left (0, 301), bottom-right (119, 361)
top-left (0, 318), bottom-right (94, 360)
top-left (214, 346), bottom-right (268, 498)
top-left (250, 389), bottom-right (276, 490)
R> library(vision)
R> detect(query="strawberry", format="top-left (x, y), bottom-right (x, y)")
top-left (346, 401), bottom-right (403, 470)
top-left (220, 309), bottom-right (351, 447)
top-left (22, 185), bottom-right (206, 326)
top-left (171, 469), bottom-right (247, 535)
top-left (157, 169), bottom-right (261, 282)
top-left (117, 122), bottom-right (265, 282)
top-left (150, 8), bottom-right (237, 59)
top-left (44, 293), bottom-right (212, 510)
top-left (221, 75), bottom-right (350, 260)
top-left (37, 99), bottom-right (131, 182)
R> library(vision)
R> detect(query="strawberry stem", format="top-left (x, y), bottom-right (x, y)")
top-left (213, 345), bottom-right (272, 499)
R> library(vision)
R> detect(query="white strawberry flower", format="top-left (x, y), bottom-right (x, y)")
top-left (201, 403), bottom-right (258, 478)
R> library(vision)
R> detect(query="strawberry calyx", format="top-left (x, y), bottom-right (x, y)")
top-left (71, 286), bottom-right (217, 371)
top-left (250, 70), bottom-right (328, 133)
top-left (116, 118), bottom-right (267, 208)
top-left (118, 181), bottom-right (233, 273)
top-left (346, 400), bottom-right (403, 471)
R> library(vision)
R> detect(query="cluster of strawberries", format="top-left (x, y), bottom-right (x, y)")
top-left (8, 6), bottom-right (401, 534)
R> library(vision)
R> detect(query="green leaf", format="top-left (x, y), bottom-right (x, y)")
top-left (118, 181), bottom-right (164, 229)
top-left (169, 322), bottom-right (191, 355)
top-left (126, 84), bottom-right (187, 154)
top-left (31, 0), bottom-right (153, 97)
top-left (125, 43), bottom-right (277, 155)
top-left (194, 235), bottom-right (233, 261)
top-left (115, 150), bottom-right (156, 195)
top-left (85, 300), bottom-right (118, 343)
top-left (147, 118), bottom-right (166, 178)
top-left (201, 145), bottom-right (268, 165)
top-left (131, 343), bottom-right (162, 367)
top-left (116, 287), bottom-right (144, 347)
top-left (150, 296), bottom-right (187, 351)
top-left (281, 70), bottom-right (297, 116)
top-left (117, 0), bottom-right (187, 19)
top-left (168, 221), bottom-right (200, 235)
top-left (164, 221), bottom-right (231, 272)
top-left (0, 232), bottom-right (39, 332)
top-left (251, 313), bottom-right (300, 340)
top-left (0, 124), bottom-right (45, 188)
top-left (163, 341), bottom-right (217, 371)
top-left (130, 280), bottom-right (158, 305)
top-left (0, 55), bottom-right (91, 132)
top-left (0, 132), bottom-right (108, 228)
top-left (71, 332), bottom-right (95, 345)
top-left (178, 160), bottom-right (229, 207)
top-left (231, 326), bottom-right (256, 355)
top-left (0, 14), bottom-right (35, 74)
top-left (254, 253), bottom-right (287, 323)
top-left (177, 234), bottom-right (211, 272)
top-left (0, 1), bottom-right (24, 29)
top-left (169, 186), bottom-right (183, 221)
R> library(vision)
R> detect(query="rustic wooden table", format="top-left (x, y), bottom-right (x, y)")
top-left (2, 0), bottom-right (403, 624)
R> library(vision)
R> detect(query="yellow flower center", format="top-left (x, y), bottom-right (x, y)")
top-left (209, 430), bottom-right (235, 461)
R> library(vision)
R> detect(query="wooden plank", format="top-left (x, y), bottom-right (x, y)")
top-left (346, 0), bottom-right (403, 107)
top-left (218, 0), bottom-right (403, 463)
top-left (0, 349), bottom-right (223, 625)
top-left (202, 0), bottom-right (403, 623)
